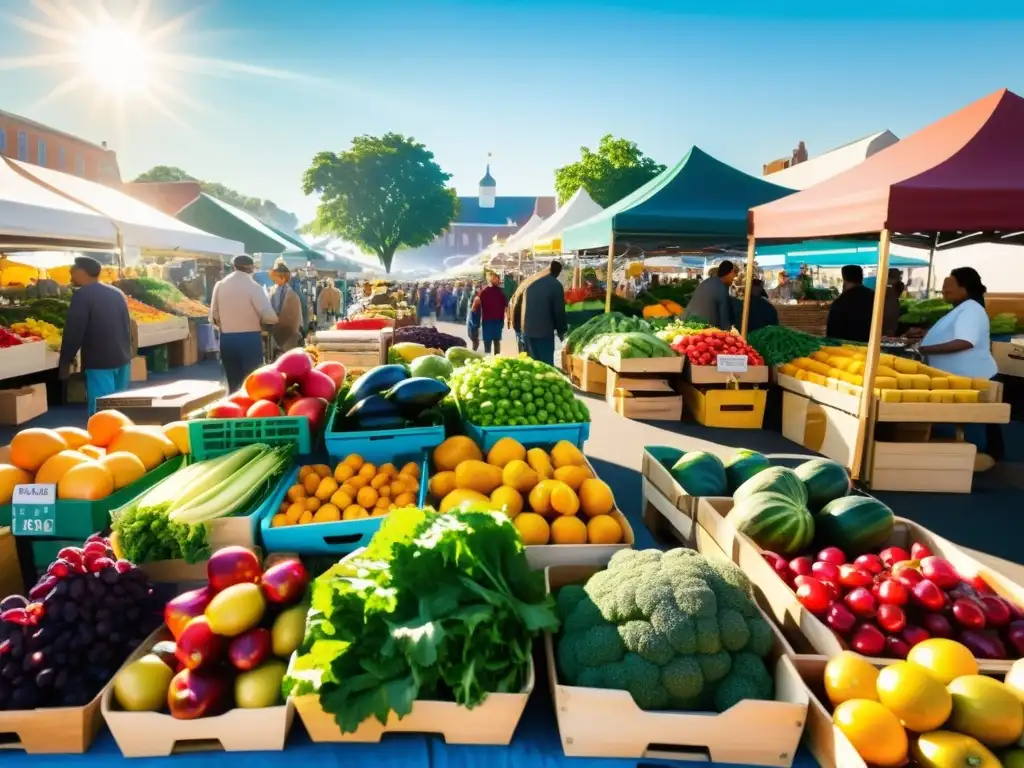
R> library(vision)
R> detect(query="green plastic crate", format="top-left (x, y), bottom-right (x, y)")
top-left (188, 417), bottom-right (312, 460)
top-left (0, 456), bottom-right (183, 540)
top-left (144, 344), bottom-right (170, 373)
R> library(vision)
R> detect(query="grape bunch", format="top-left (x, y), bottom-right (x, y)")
top-left (0, 534), bottom-right (161, 711)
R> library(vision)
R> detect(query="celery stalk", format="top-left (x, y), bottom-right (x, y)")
top-left (165, 445), bottom-right (264, 515)
top-left (168, 446), bottom-right (290, 524)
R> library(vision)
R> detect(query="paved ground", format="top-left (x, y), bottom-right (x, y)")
top-left (6, 322), bottom-right (1022, 576)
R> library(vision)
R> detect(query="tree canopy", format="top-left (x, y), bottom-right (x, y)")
top-left (554, 134), bottom-right (666, 208)
top-left (132, 166), bottom-right (299, 233)
top-left (301, 133), bottom-right (459, 273)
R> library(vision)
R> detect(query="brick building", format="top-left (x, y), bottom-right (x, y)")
top-left (392, 164), bottom-right (556, 273)
top-left (0, 109), bottom-right (121, 184)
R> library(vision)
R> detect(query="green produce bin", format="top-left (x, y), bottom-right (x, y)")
top-left (188, 417), bottom-right (313, 460)
top-left (144, 344), bottom-right (170, 374)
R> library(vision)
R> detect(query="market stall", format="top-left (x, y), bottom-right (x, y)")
top-left (742, 87), bottom-right (1024, 490)
top-left (525, 186), bottom-right (604, 257)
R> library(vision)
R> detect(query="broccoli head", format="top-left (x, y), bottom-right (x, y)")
top-left (555, 548), bottom-right (774, 713)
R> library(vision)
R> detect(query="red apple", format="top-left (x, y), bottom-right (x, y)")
top-left (275, 349), bottom-right (313, 384)
top-left (853, 554), bottom-right (884, 575)
top-left (919, 556), bottom-right (960, 590)
top-left (811, 561), bottom-right (840, 581)
top-left (207, 400), bottom-right (244, 419)
top-left (227, 628), bottom-right (271, 671)
top-left (245, 366), bottom-right (287, 402)
top-left (876, 578), bottom-right (909, 607)
top-left (165, 587), bottom-right (213, 640)
top-left (228, 392), bottom-right (255, 413)
top-left (951, 597), bottom-right (986, 629)
top-left (260, 559), bottom-right (310, 605)
top-left (911, 579), bottom-right (947, 612)
top-left (817, 547), bottom-right (846, 566)
top-left (850, 623), bottom-right (886, 655)
top-left (788, 556), bottom-right (813, 578)
top-left (206, 546), bottom-right (261, 592)
top-left (879, 546), bottom-right (911, 568)
top-left (315, 361), bottom-right (346, 389)
top-left (911, 542), bottom-right (933, 560)
top-left (825, 602), bottom-right (857, 634)
top-left (175, 616), bottom-right (226, 670)
top-left (287, 397), bottom-right (329, 430)
top-left (876, 604), bottom-right (906, 633)
top-left (844, 587), bottom-right (877, 618)
top-left (167, 668), bottom-right (230, 720)
top-left (247, 400), bottom-right (284, 418)
top-left (299, 369), bottom-right (337, 401)
top-left (978, 595), bottom-right (1013, 627)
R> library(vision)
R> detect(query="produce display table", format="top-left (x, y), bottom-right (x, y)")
top-left (96, 380), bottom-right (226, 424)
top-left (137, 317), bottom-right (190, 349)
top-left (0, 343), bottom-right (53, 382)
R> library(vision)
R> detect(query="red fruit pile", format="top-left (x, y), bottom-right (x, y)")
top-left (0, 327), bottom-right (25, 348)
top-left (206, 349), bottom-right (346, 431)
top-left (762, 541), bottom-right (1024, 660)
top-left (669, 330), bottom-right (764, 367)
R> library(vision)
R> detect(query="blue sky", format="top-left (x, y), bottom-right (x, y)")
top-left (2, 0), bottom-right (1023, 224)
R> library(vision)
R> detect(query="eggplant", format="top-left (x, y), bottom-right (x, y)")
top-left (346, 365), bottom-right (409, 406)
top-left (384, 377), bottom-right (450, 417)
top-left (345, 394), bottom-right (401, 422)
top-left (354, 415), bottom-right (409, 431)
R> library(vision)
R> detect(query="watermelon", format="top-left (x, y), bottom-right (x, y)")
top-left (815, 496), bottom-right (895, 555)
top-left (726, 491), bottom-right (815, 556)
top-left (724, 450), bottom-right (771, 493)
top-left (670, 451), bottom-right (728, 497)
top-left (733, 466), bottom-right (808, 507)
top-left (795, 459), bottom-right (851, 510)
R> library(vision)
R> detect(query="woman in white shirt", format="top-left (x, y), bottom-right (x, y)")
top-left (918, 267), bottom-right (1001, 468)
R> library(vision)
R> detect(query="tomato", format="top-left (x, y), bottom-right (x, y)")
top-left (817, 547), bottom-right (847, 566)
top-left (838, 564), bottom-right (873, 589)
top-left (877, 578), bottom-right (909, 606)
top-left (796, 577), bottom-right (830, 614)
top-left (844, 587), bottom-right (877, 618)
top-left (877, 603), bottom-right (907, 633)
top-left (811, 561), bottom-right (841, 581)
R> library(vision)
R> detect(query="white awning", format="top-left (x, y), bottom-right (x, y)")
top-left (523, 187), bottom-right (603, 252)
top-left (0, 157), bottom-right (117, 250)
top-left (494, 213), bottom-right (545, 255)
top-left (12, 160), bottom-right (244, 257)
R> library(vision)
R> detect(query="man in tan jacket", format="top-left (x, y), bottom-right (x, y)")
top-left (316, 280), bottom-right (342, 327)
top-left (268, 261), bottom-right (303, 354)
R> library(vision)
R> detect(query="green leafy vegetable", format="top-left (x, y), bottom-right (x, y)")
top-left (284, 506), bottom-right (559, 733)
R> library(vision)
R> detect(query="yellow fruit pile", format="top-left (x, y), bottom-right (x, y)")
top-left (271, 455), bottom-right (421, 528)
top-left (427, 435), bottom-right (623, 547)
top-left (780, 347), bottom-right (988, 403)
top-left (826, 640), bottom-right (1024, 767)
top-left (12, 318), bottom-right (62, 350)
top-left (0, 411), bottom-right (188, 504)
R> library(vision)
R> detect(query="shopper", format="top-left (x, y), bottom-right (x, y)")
top-left (268, 260), bottom-right (303, 354)
top-left (210, 255), bottom-right (279, 392)
top-left (733, 279), bottom-right (779, 334)
top-left (882, 268), bottom-right (906, 337)
top-left (58, 256), bottom-right (135, 415)
top-left (317, 279), bottom-right (342, 328)
top-left (826, 265), bottom-right (874, 343)
top-left (478, 272), bottom-right (508, 354)
top-left (522, 261), bottom-right (567, 366)
top-left (466, 288), bottom-right (482, 351)
top-left (685, 261), bottom-right (737, 329)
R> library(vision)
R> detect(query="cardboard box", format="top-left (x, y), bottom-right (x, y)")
top-left (168, 326), bottom-right (199, 367)
top-left (130, 356), bottom-right (147, 382)
top-left (0, 383), bottom-right (47, 425)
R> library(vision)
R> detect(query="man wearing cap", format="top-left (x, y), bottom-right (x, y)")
top-left (58, 256), bottom-right (135, 414)
top-left (209, 255), bottom-right (279, 392)
top-left (268, 260), bottom-right (303, 354)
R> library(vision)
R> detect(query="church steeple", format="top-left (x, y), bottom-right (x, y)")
top-left (479, 155), bottom-right (496, 208)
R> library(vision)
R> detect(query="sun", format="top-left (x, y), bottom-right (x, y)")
top-left (75, 21), bottom-right (151, 95)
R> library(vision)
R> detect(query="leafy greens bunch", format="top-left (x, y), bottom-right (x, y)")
top-left (283, 506), bottom-right (560, 733)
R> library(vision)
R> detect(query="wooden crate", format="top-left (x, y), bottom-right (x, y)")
top-left (774, 302), bottom-right (830, 337)
top-left (525, 508), bottom-right (634, 570)
top-left (695, 497), bottom-right (1024, 674)
top-left (0, 690), bottom-right (106, 754)
top-left (102, 628), bottom-right (294, 757)
top-left (577, 357), bottom-right (607, 395)
top-left (138, 546), bottom-right (264, 585)
top-left (869, 438), bottom-right (975, 493)
top-left (605, 354), bottom-right (684, 374)
top-left (680, 383), bottom-right (766, 428)
top-left (544, 562), bottom-right (808, 765)
top-left (641, 447), bottom-right (730, 516)
top-left (609, 387), bottom-right (684, 421)
top-left (686, 362), bottom-right (769, 385)
top-left (293, 659), bottom-right (533, 745)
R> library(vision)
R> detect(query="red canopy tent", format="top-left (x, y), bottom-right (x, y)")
top-left (742, 88), bottom-right (1024, 480)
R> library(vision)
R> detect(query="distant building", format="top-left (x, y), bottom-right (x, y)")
top-left (392, 164), bottom-right (556, 272)
top-left (762, 141), bottom-right (809, 176)
top-left (0, 109), bottom-right (121, 184)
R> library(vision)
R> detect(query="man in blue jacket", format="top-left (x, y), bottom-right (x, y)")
top-left (521, 261), bottom-right (567, 366)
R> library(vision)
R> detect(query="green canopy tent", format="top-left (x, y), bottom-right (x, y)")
top-left (176, 194), bottom-right (302, 256)
top-left (560, 146), bottom-right (794, 309)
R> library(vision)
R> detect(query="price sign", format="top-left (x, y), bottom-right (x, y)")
top-left (11, 484), bottom-right (57, 537)
top-left (716, 354), bottom-right (749, 374)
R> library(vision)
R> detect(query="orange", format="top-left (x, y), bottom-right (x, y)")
top-left (303, 472), bottom-right (321, 495)
top-left (528, 479), bottom-right (561, 515)
top-left (578, 479), bottom-right (615, 517)
top-left (87, 410), bottom-right (133, 448)
top-left (10, 428), bottom-right (68, 472)
top-left (402, 476), bottom-right (419, 493)
top-left (551, 516), bottom-right (587, 544)
top-left (79, 445), bottom-right (105, 460)
top-left (333, 463), bottom-right (355, 483)
top-left (342, 454), bottom-right (364, 470)
top-left (107, 427), bottom-right (167, 470)
top-left (906, 638), bottom-right (979, 685)
top-left (315, 477), bottom-right (338, 501)
top-left (298, 466), bottom-right (315, 482)
top-left (876, 661), bottom-right (952, 733)
top-left (388, 480), bottom-right (405, 497)
top-left (0, 464), bottom-right (32, 505)
top-left (833, 699), bottom-right (908, 767)
top-left (358, 463), bottom-right (377, 479)
top-left (271, 513), bottom-right (290, 527)
top-left (375, 495), bottom-right (390, 509)
top-left (399, 461), bottom-right (421, 478)
top-left (549, 483), bottom-right (580, 516)
top-left (586, 514), bottom-right (623, 544)
top-left (394, 492), bottom-right (416, 507)
top-left (279, 501), bottom-right (290, 514)
top-left (134, 427), bottom-right (179, 459)
top-left (356, 486), bottom-right (378, 509)
top-left (553, 465), bottom-right (590, 490)
top-left (162, 421), bottom-right (190, 455)
top-left (54, 427), bottom-right (92, 450)
top-left (379, 462), bottom-right (398, 478)
top-left (35, 450), bottom-right (91, 485)
top-left (348, 475), bottom-right (368, 490)
top-left (305, 497), bottom-right (321, 512)
top-left (312, 464), bottom-right (332, 478)
top-left (286, 484), bottom-right (306, 503)
top-left (313, 504), bottom-right (341, 522)
top-left (378, 484), bottom-right (391, 498)
top-left (370, 473), bottom-right (390, 490)
top-left (99, 452), bottom-right (147, 490)
top-left (340, 482), bottom-right (357, 498)
top-left (57, 462), bottom-right (114, 501)
top-left (823, 651), bottom-right (879, 707)
top-left (298, 509), bottom-right (313, 524)
top-left (285, 502), bottom-right (304, 524)
top-left (513, 513), bottom-right (550, 545)
top-left (330, 490), bottom-right (353, 510)
top-left (343, 504), bottom-right (369, 520)
top-left (490, 486), bottom-right (523, 517)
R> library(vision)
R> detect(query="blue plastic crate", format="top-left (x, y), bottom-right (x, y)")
top-left (324, 407), bottom-right (444, 465)
top-left (462, 421), bottom-right (590, 453)
top-left (259, 451), bottom-right (429, 556)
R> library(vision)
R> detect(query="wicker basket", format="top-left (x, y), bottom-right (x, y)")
top-left (773, 301), bottom-right (831, 337)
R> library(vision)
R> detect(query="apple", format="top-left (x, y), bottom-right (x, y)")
top-left (287, 397), bottom-right (329, 430)
top-left (207, 400), bottom-right (245, 419)
top-left (206, 546), bottom-right (262, 592)
top-left (228, 392), bottom-right (255, 413)
top-left (247, 400), bottom-right (284, 418)
top-left (275, 349), bottom-right (313, 384)
top-left (299, 369), bottom-right (337, 401)
top-left (315, 361), bottom-right (346, 389)
top-left (245, 367), bottom-right (287, 402)
top-left (260, 559), bottom-right (310, 605)
top-left (165, 587), bottom-right (213, 640)
top-left (175, 617), bottom-right (226, 670)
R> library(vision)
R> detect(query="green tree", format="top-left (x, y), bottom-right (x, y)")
top-left (132, 166), bottom-right (300, 233)
top-left (301, 133), bottom-right (459, 273)
top-left (554, 134), bottom-right (666, 208)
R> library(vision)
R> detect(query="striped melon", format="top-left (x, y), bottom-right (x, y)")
top-left (733, 466), bottom-right (808, 507)
top-left (670, 450), bottom-right (728, 497)
top-left (726, 491), bottom-right (815, 555)
top-left (724, 450), bottom-right (771, 494)
top-left (795, 459), bottom-right (851, 511)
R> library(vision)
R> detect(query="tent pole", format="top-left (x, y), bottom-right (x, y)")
top-left (604, 235), bottom-right (615, 313)
top-left (740, 235), bottom-right (755, 336)
top-left (851, 228), bottom-right (892, 482)
top-left (925, 232), bottom-right (938, 297)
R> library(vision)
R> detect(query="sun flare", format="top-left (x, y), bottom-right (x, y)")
top-left (75, 21), bottom-right (151, 95)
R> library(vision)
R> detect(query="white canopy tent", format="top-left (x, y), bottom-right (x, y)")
top-left (0, 157), bottom-right (117, 250)
top-left (492, 213), bottom-right (545, 257)
top-left (13, 160), bottom-right (243, 257)
top-left (524, 187), bottom-right (604, 254)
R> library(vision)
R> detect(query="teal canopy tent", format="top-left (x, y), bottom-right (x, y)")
top-left (755, 241), bottom-right (930, 270)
